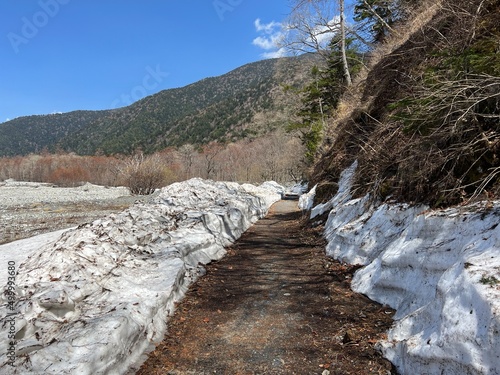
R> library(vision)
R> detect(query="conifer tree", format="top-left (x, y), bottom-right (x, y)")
top-left (288, 37), bottom-right (362, 163)
top-left (354, 0), bottom-right (398, 42)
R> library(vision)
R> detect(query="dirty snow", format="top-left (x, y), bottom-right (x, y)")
top-left (0, 178), bottom-right (281, 374)
top-left (309, 162), bottom-right (500, 374)
top-left (0, 229), bottom-right (72, 286)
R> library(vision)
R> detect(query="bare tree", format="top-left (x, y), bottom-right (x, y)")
top-left (283, 0), bottom-right (353, 86)
top-left (339, 0), bottom-right (352, 86)
top-left (201, 142), bottom-right (224, 180)
top-left (178, 144), bottom-right (196, 180)
top-left (284, 0), bottom-right (341, 58)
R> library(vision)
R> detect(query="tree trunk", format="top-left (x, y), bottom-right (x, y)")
top-left (361, 0), bottom-right (397, 35)
top-left (339, 0), bottom-right (352, 86)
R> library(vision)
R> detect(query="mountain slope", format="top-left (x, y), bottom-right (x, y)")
top-left (312, 0), bottom-right (500, 206)
top-left (0, 55), bottom-right (317, 156)
top-left (0, 111), bottom-right (112, 157)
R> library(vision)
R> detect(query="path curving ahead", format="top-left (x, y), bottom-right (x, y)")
top-left (137, 200), bottom-right (396, 375)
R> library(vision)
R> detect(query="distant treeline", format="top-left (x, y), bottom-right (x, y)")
top-left (0, 133), bottom-right (306, 192)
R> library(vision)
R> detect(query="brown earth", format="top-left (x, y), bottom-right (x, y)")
top-left (137, 200), bottom-right (397, 375)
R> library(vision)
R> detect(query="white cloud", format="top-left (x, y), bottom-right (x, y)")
top-left (254, 18), bottom-right (281, 34)
top-left (312, 17), bottom-right (340, 47)
top-left (252, 33), bottom-right (283, 51)
top-left (262, 48), bottom-right (288, 59)
top-left (252, 18), bottom-right (288, 59)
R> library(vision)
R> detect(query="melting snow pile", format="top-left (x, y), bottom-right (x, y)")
top-left (310, 162), bottom-right (500, 374)
top-left (0, 178), bottom-right (281, 374)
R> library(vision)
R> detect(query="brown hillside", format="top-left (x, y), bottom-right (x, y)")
top-left (313, 0), bottom-right (500, 207)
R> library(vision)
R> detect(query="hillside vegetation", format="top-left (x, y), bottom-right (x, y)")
top-left (0, 111), bottom-right (112, 157)
top-left (0, 55), bottom-right (317, 157)
top-left (311, 0), bottom-right (500, 207)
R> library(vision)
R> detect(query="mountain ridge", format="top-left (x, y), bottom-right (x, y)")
top-left (0, 54), bottom-right (318, 156)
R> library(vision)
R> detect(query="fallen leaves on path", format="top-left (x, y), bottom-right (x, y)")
top-left (137, 201), bottom-right (397, 375)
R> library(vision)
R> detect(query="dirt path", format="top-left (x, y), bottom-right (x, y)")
top-left (137, 200), bottom-right (396, 375)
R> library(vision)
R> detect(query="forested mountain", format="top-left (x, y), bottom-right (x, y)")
top-left (0, 111), bottom-right (113, 156)
top-left (0, 54), bottom-right (318, 156)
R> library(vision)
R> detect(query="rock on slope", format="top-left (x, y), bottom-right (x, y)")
top-left (0, 179), bottom-right (282, 374)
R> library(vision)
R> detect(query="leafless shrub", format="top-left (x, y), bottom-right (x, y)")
top-left (353, 73), bottom-right (500, 205)
top-left (122, 152), bottom-right (172, 195)
top-left (399, 74), bottom-right (499, 202)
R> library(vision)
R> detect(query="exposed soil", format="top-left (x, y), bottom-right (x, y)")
top-left (137, 200), bottom-right (397, 375)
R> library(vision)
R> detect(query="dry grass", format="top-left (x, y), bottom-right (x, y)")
top-left (322, 0), bottom-right (443, 141)
top-left (313, 0), bottom-right (500, 207)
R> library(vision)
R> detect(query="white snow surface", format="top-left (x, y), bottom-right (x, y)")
top-left (0, 178), bottom-right (282, 374)
top-left (310, 162), bottom-right (500, 374)
top-left (298, 184), bottom-right (316, 211)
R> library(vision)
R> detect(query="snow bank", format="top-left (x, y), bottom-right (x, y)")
top-left (309, 162), bottom-right (500, 374)
top-left (0, 229), bottom-right (72, 286)
top-left (0, 178), bottom-right (281, 374)
top-left (258, 181), bottom-right (285, 198)
top-left (298, 184), bottom-right (316, 211)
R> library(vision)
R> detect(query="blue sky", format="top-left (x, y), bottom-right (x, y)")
top-left (0, 1), bottom-right (294, 122)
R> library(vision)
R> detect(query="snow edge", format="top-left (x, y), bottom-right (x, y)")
top-left (311, 162), bottom-right (500, 374)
